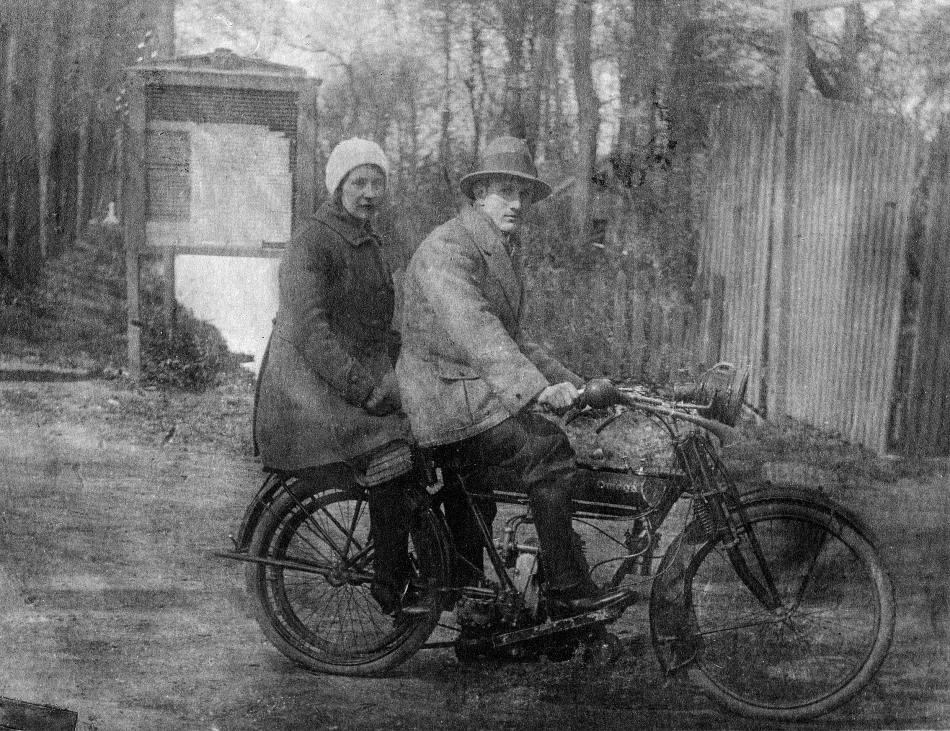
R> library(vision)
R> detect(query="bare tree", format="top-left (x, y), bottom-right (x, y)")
top-left (1, 19), bottom-right (17, 277)
top-left (805, 3), bottom-right (868, 102)
top-left (464, 13), bottom-right (488, 165)
top-left (35, 8), bottom-right (58, 261)
top-left (611, 0), bottom-right (663, 170)
top-left (495, 0), bottom-right (528, 139)
top-left (438, 0), bottom-right (453, 189)
top-left (571, 0), bottom-right (597, 237)
top-left (523, 0), bottom-right (556, 157)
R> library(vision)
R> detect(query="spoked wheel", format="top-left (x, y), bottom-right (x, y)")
top-left (683, 497), bottom-right (895, 720)
top-left (245, 484), bottom-right (451, 676)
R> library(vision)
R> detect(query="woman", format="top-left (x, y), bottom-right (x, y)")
top-left (253, 138), bottom-right (413, 614)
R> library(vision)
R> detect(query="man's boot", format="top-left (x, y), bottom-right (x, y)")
top-left (545, 581), bottom-right (636, 620)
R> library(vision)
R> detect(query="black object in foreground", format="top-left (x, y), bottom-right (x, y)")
top-left (0, 696), bottom-right (77, 731)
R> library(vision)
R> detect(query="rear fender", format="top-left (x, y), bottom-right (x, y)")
top-left (233, 471), bottom-right (295, 551)
top-left (235, 461), bottom-right (375, 550)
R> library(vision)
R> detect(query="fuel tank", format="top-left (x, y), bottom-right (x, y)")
top-left (492, 467), bottom-right (658, 519)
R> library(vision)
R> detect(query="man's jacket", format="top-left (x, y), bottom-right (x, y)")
top-left (396, 205), bottom-right (582, 447)
top-left (254, 199), bottom-right (410, 471)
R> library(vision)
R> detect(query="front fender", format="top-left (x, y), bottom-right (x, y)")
top-left (737, 484), bottom-right (880, 546)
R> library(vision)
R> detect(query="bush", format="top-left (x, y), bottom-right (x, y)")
top-left (140, 282), bottom-right (238, 391)
top-left (0, 222), bottom-right (244, 391)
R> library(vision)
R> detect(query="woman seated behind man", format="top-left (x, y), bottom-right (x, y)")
top-left (253, 137), bottom-right (414, 615)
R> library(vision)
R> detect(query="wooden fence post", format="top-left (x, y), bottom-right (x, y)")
top-left (294, 79), bottom-right (320, 230)
top-left (646, 302), bottom-right (664, 381)
top-left (569, 273), bottom-right (584, 369)
top-left (124, 75), bottom-right (146, 381)
top-left (591, 269), bottom-right (608, 374)
top-left (669, 305), bottom-right (686, 378)
top-left (706, 273), bottom-right (725, 367)
top-left (612, 270), bottom-right (627, 376)
top-left (162, 248), bottom-right (176, 335)
top-left (764, 6), bottom-right (808, 416)
top-left (629, 290), bottom-right (644, 380)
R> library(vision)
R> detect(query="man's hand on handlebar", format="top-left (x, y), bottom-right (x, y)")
top-left (535, 381), bottom-right (581, 412)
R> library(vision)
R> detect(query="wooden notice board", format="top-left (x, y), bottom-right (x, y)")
top-left (124, 49), bottom-right (320, 379)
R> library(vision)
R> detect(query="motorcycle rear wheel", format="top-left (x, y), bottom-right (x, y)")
top-left (245, 484), bottom-right (451, 676)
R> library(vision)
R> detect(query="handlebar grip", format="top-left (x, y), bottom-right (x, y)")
top-left (578, 378), bottom-right (620, 409)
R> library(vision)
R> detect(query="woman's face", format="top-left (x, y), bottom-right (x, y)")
top-left (340, 164), bottom-right (387, 221)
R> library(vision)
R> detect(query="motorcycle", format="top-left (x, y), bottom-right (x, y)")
top-left (219, 364), bottom-right (894, 721)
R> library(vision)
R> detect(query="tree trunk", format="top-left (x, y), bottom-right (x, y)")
top-left (2, 25), bottom-right (16, 278)
top-left (614, 0), bottom-right (662, 167)
top-left (138, 0), bottom-right (176, 59)
top-left (837, 4), bottom-right (867, 102)
top-left (438, 2), bottom-right (453, 190)
top-left (74, 103), bottom-right (91, 241)
top-left (571, 0), bottom-right (597, 238)
top-left (496, 2), bottom-right (527, 139)
top-left (406, 72), bottom-right (419, 191)
top-left (34, 10), bottom-right (57, 261)
top-left (466, 17), bottom-right (487, 165)
top-left (524, 0), bottom-right (556, 157)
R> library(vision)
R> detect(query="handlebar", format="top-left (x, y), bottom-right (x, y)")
top-left (574, 377), bottom-right (738, 446)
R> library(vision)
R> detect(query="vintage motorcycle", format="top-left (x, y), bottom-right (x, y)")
top-left (219, 364), bottom-right (895, 722)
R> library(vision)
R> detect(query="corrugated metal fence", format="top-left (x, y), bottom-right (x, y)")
top-left (699, 97), bottom-right (949, 454)
top-left (896, 124), bottom-right (950, 455)
top-left (695, 103), bottom-right (779, 410)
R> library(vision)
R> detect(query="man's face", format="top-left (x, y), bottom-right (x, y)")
top-left (476, 176), bottom-right (534, 234)
top-left (340, 164), bottom-right (387, 221)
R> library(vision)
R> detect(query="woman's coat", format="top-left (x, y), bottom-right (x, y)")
top-left (253, 200), bottom-right (410, 471)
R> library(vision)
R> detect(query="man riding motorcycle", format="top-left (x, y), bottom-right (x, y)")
top-left (396, 136), bottom-right (631, 617)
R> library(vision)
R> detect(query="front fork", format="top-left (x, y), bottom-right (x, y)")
top-left (696, 490), bottom-right (783, 612)
top-left (680, 436), bottom-right (782, 611)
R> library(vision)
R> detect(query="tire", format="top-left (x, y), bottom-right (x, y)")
top-left (245, 483), bottom-right (451, 676)
top-left (675, 496), bottom-right (895, 721)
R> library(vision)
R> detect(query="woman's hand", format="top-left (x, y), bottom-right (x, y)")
top-left (364, 371), bottom-right (402, 416)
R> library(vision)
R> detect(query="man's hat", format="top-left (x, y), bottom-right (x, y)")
top-left (459, 136), bottom-right (552, 203)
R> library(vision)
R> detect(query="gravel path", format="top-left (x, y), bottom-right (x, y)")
top-left (0, 378), bottom-right (946, 730)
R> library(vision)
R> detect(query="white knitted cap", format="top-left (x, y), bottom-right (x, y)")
top-left (325, 138), bottom-right (389, 194)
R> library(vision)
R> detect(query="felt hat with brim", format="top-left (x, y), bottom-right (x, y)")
top-left (459, 136), bottom-right (552, 203)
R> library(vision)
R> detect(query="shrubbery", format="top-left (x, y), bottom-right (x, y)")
top-left (139, 289), bottom-right (238, 391)
top-left (0, 225), bottom-right (246, 392)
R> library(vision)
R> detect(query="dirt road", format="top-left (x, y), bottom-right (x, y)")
top-left (0, 378), bottom-right (947, 730)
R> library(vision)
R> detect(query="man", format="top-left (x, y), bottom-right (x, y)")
top-left (396, 136), bottom-right (630, 616)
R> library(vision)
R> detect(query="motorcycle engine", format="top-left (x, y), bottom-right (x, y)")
top-left (512, 549), bottom-right (540, 613)
top-left (455, 596), bottom-right (497, 629)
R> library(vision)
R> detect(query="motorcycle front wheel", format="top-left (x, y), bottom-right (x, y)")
top-left (245, 483), bottom-right (451, 676)
top-left (673, 496), bottom-right (895, 721)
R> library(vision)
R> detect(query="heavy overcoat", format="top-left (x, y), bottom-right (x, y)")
top-left (254, 200), bottom-right (410, 471)
top-left (396, 205), bottom-right (582, 447)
